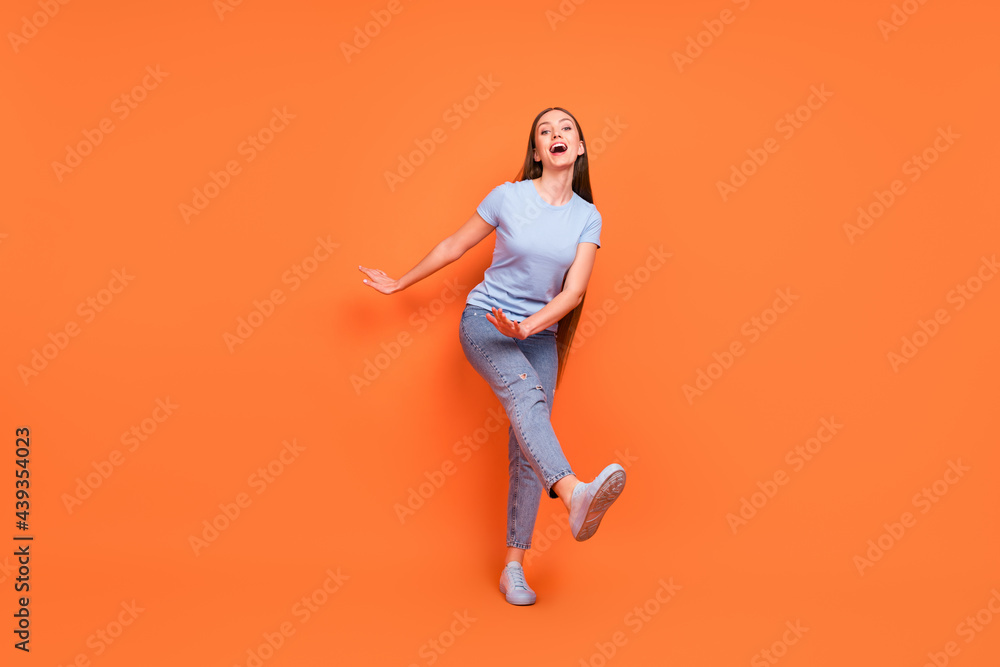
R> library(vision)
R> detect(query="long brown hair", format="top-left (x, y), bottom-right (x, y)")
top-left (512, 107), bottom-right (594, 390)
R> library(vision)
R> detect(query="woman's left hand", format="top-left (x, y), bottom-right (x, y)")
top-left (486, 307), bottom-right (528, 340)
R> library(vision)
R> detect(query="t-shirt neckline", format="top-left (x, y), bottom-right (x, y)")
top-left (528, 178), bottom-right (574, 209)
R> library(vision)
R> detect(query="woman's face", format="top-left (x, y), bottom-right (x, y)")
top-left (533, 110), bottom-right (584, 169)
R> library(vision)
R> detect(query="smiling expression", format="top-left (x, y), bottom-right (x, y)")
top-left (533, 111), bottom-right (584, 166)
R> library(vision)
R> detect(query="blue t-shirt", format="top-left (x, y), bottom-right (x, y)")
top-left (465, 179), bottom-right (602, 332)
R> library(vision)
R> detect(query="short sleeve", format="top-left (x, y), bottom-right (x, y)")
top-left (579, 209), bottom-right (602, 247)
top-left (476, 182), bottom-right (508, 227)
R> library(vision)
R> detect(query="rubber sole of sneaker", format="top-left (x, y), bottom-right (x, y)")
top-left (499, 582), bottom-right (536, 605)
top-left (574, 469), bottom-right (626, 541)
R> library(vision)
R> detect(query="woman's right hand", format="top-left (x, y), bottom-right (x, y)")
top-left (358, 265), bottom-right (401, 295)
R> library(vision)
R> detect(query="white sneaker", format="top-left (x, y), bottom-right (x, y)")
top-left (568, 464), bottom-right (626, 541)
top-left (499, 561), bottom-right (536, 605)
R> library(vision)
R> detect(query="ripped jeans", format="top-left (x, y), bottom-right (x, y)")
top-left (458, 304), bottom-right (575, 550)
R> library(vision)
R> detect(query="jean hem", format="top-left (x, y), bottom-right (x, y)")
top-left (545, 469), bottom-right (575, 499)
top-left (507, 540), bottom-right (532, 550)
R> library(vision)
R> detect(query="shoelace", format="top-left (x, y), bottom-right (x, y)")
top-left (507, 565), bottom-right (529, 590)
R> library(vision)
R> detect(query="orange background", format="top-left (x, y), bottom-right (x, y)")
top-left (2, 0), bottom-right (999, 665)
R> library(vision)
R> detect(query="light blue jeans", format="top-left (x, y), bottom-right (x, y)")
top-left (458, 304), bottom-right (575, 549)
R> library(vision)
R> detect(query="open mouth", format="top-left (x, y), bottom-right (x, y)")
top-left (550, 142), bottom-right (568, 154)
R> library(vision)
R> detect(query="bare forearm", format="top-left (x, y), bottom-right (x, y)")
top-left (397, 240), bottom-right (459, 291)
top-left (520, 290), bottom-right (583, 337)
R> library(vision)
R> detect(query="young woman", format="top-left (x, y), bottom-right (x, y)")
top-left (358, 107), bottom-right (626, 606)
